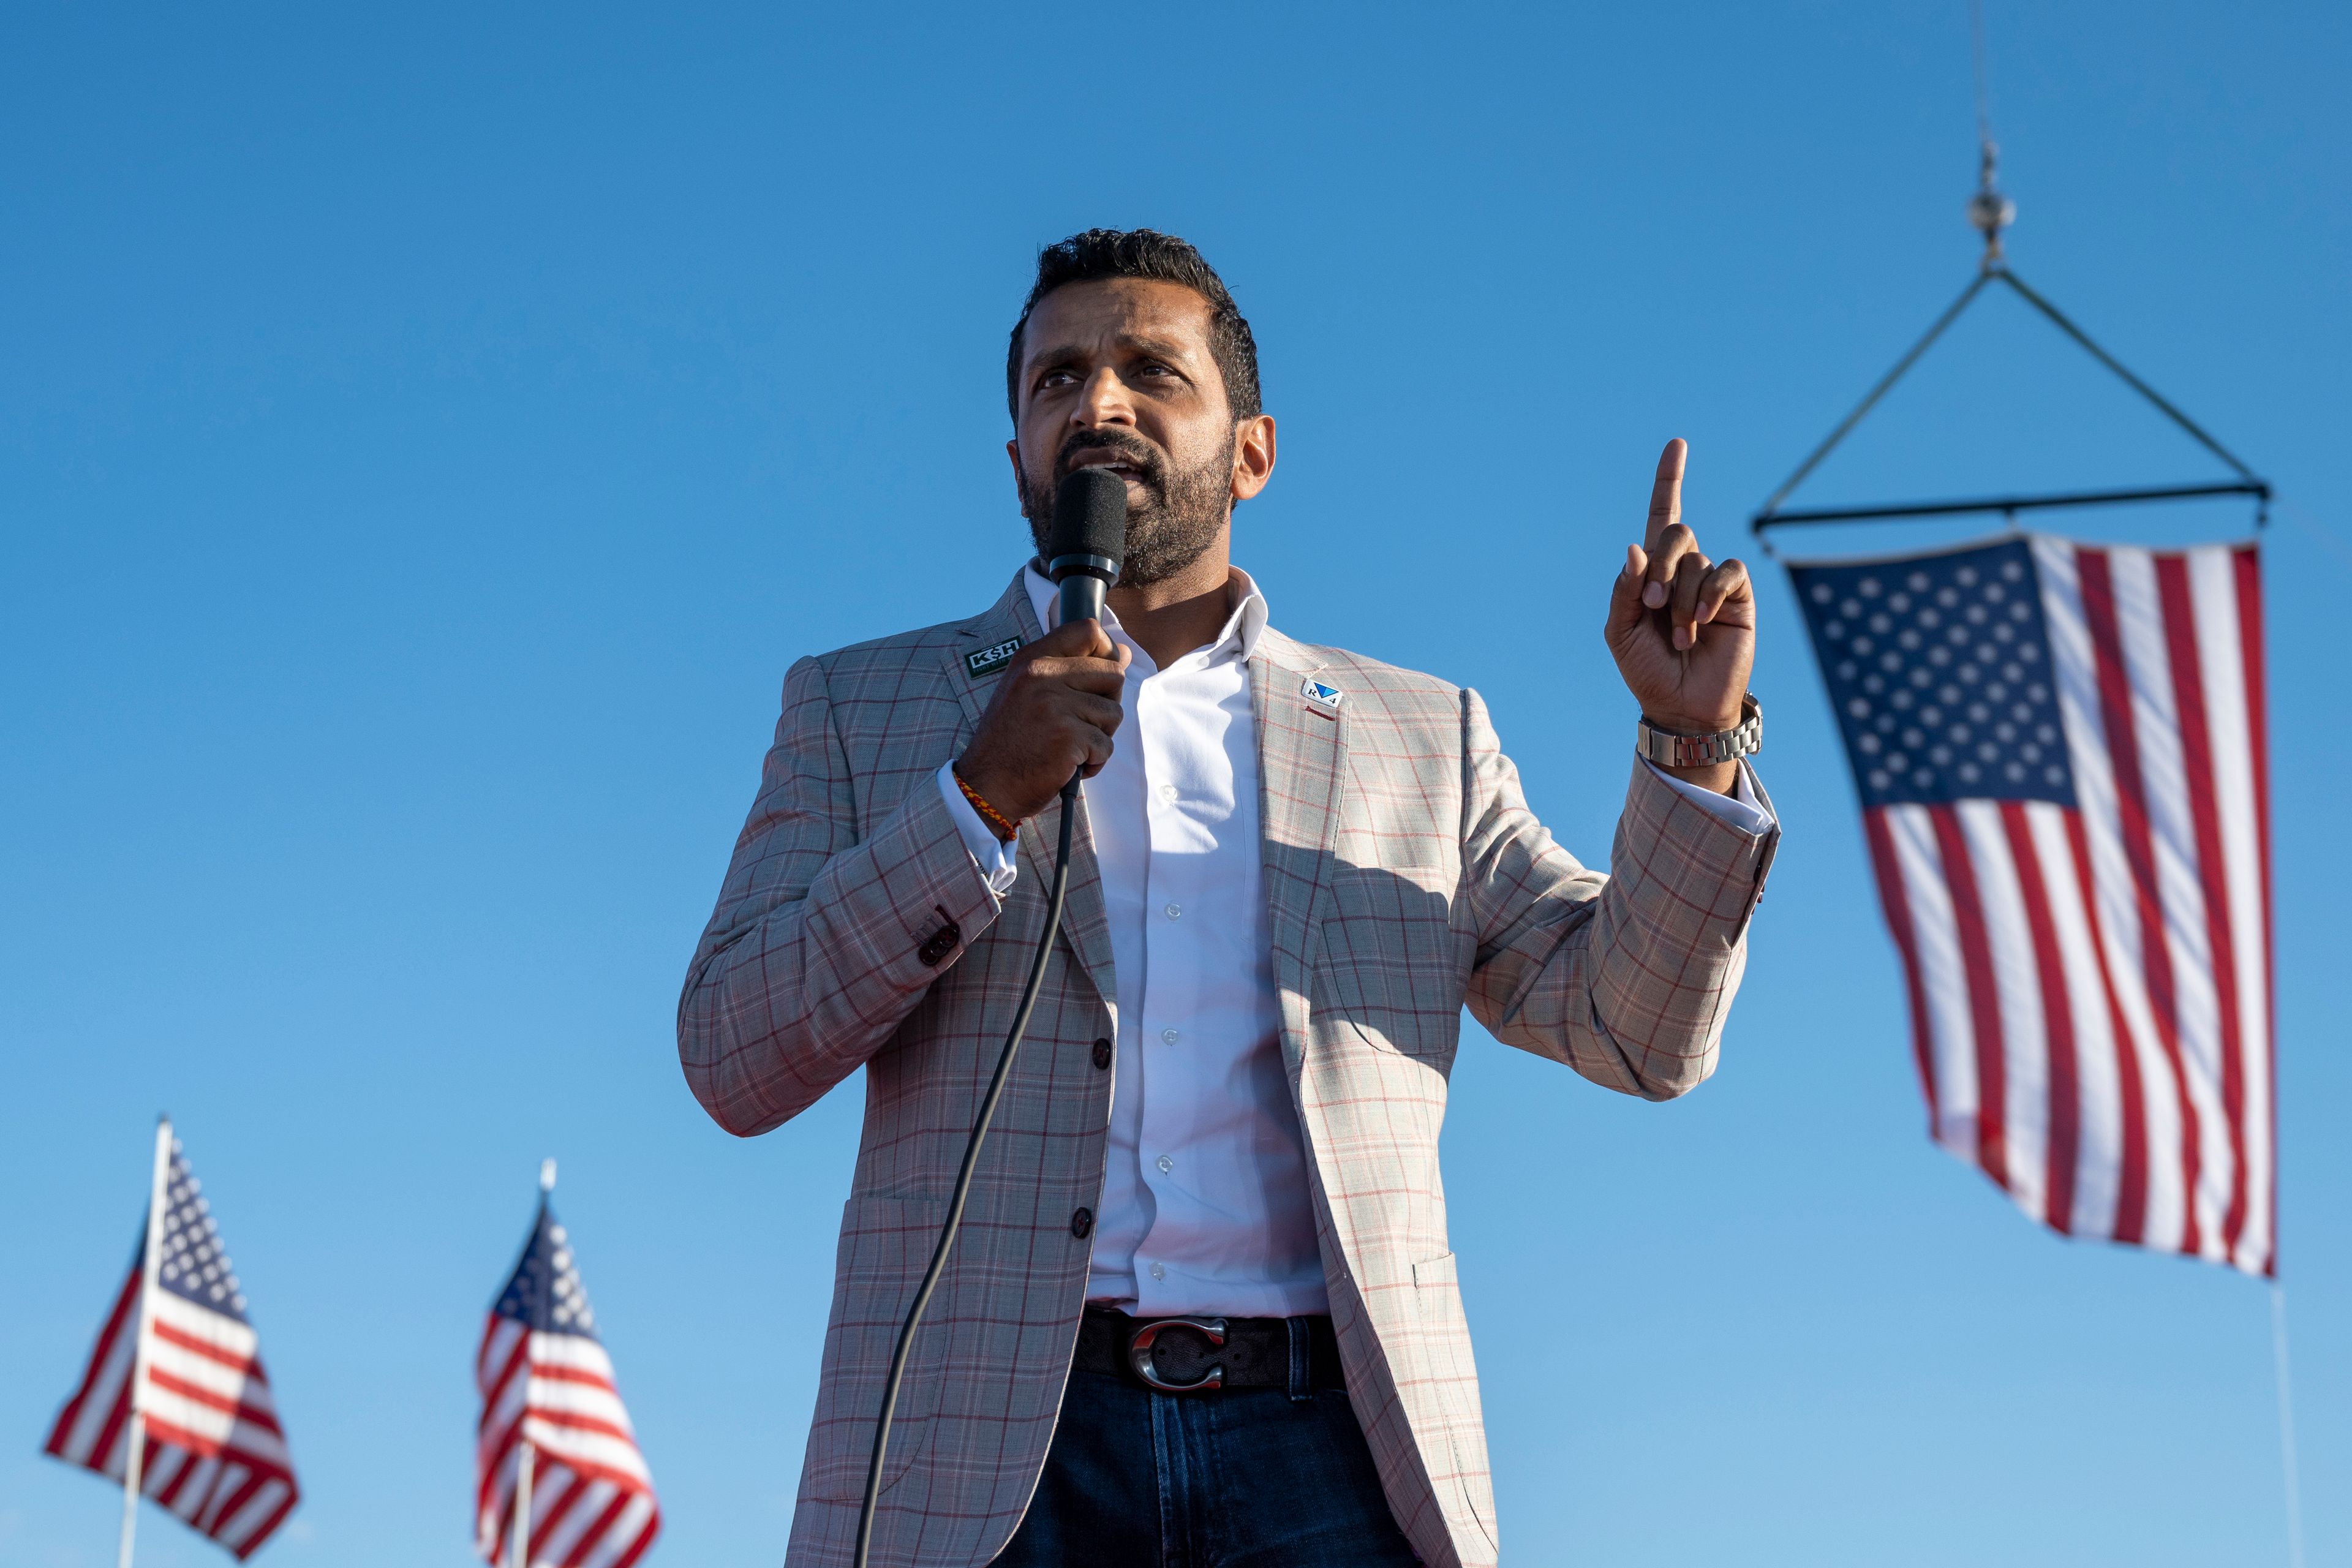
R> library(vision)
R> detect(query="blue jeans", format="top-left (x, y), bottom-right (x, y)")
top-left (993, 1368), bottom-right (1421, 1567)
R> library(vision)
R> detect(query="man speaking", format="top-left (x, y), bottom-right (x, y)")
top-left (680, 230), bottom-right (1777, 1567)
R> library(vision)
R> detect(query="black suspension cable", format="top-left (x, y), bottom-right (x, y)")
top-left (1747, 0), bottom-right (2267, 544)
top-left (853, 771), bottom-right (1082, 1568)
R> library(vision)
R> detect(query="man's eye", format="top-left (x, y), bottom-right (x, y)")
top-left (1038, 370), bottom-right (1077, 390)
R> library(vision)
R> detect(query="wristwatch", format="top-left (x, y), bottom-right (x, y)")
top-left (1636, 693), bottom-right (1762, 769)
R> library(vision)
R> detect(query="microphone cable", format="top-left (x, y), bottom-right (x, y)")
top-left (853, 769), bottom-right (1082, 1568)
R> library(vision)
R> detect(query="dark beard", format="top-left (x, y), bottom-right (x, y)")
top-left (1020, 426), bottom-right (1233, 588)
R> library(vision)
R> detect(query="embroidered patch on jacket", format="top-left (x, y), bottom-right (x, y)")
top-left (965, 636), bottom-right (1023, 679)
top-left (1300, 677), bottom-right (1344, 712)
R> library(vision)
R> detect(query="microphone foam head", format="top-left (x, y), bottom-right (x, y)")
top-left (1045, 466), bottom-right (1129, 582)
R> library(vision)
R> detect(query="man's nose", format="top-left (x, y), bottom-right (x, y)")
top-left (1069, 366), bottom-right (1136, 429)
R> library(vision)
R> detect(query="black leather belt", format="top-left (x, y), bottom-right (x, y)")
top-left (1076, 1306), bottom-right (1346, 1395)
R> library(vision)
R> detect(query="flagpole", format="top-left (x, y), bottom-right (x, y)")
top-left (119, 1116), bottom-right (173, 1568)
top-left (508, 1441), bottom-right (535, 1568)
top-left (508, 1158), bottom-right (555, 1568)
top-left (2271, 1284), bottom-right (2307, 1568)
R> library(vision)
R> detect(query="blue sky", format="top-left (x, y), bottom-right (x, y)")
top-left (4, 2), bottom-right (2346, 1564)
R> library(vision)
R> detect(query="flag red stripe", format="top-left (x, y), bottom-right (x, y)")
top-left (145, 1366), bottom-right (285, 1436)
top-left (559, 1489), bottom-right (635, 1568)
top-left (2154, 555), bottom-right (2252, 1256)
top-left (2075, 547), bottom-right (2202, 1250)
top-left (43, 1265), bottom-right (139, 1458)
top-left (137, 1414), bottom-right (292, 1483)
top-left (229, 1485), bottom-right (300, 1562)
top-left (2234, 544), bottom-right (2277, 1273)
top-left (525, 1408), bottom-right (637, 1444)
top-left (150, 1318), bottom-right (262, 1376)
top-left (479, 1336), bottom-right (530, 1432)
top-left (610, 1513), bottom-right (660, 1568)
top-left (1929, 806), bottom-right (2009, 1183)
top-left (90, 1371), bottom-right (139, 1479)
top-left (529, 1362), bottom-right (619, 1392)
top-left (153, 1442), bottom-right (203, 1509)
top-left (530, 1472), bottom-right (593, 1561)
top-left (477, 1417), bottom-right (524, 1518)
top-left (1863, 809), bottom-right (1941, 1128)
top-left (199, 1467), bottom-right (271, 1540)
top-left (1999, 804), bottom-right (2079, 1231)
top-left (2063, 809), bottom-right (2150, 1242)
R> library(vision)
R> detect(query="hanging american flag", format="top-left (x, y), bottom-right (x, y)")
top-left (475, 1182), bottom-right (660, 1568)
top-left (1795, 533), bottom-right (2275, 1275)
top-left (42, 1123), bottom-right (301, 1559)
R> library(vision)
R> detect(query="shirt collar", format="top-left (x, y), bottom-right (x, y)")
top-left (1022, 563), bottom-right (1269, 668)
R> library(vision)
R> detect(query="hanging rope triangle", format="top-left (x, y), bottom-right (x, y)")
top-left (1749, 129), bottom-right (2268, 551)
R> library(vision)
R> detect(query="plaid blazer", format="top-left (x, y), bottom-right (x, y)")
top-left (680, 571), bottom-right (1778, 1568)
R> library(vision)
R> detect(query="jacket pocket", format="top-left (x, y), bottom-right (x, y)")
top-left (801, 1195), bottom-right (951, 1501)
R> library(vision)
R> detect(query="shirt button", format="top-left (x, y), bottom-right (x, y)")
top-left (1159, 784), bottom-right (1178, 802)
top-left (1156, 1155), bottom-right (1174, 1174)
top-left (1092, 1038), bottom-right (1112, 1070)
top-left (1161, 1028), bottom-right (1179, 1046)
top-left (1164, 903), bottom-right (1182, 919)
top-left (1071, 1207), bottom-right (1093, 1238)
top-left (1149, 1261), bottom-right (1166, 1280)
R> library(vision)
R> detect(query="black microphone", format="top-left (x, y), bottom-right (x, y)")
top-left (1044, 466), bottom-right (1128, 628)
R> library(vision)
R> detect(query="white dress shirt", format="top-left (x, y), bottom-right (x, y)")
top-left (937, 565), bottom-right (1772, 1317)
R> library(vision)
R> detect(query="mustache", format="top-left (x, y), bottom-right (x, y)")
top-left (1054, 428), bottom-right (1167, 486)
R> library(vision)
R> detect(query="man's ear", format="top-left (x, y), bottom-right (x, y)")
top-left (1005, 438), bottom-right (1024, 503)
top-left (1230, 415), bottom-right (1277, 502)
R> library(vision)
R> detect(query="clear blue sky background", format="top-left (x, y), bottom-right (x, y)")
top-left (4, 3), bottom-right (2345, 1564)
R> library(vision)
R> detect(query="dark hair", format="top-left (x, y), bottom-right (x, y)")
top-left (1006, 228), bottom-right (1262, 426)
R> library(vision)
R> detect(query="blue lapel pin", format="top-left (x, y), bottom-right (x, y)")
top-left (1300, 677), bottom-right (1343, 716)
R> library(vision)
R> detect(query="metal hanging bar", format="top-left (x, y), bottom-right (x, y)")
top-left (1749, 28), bottom-right (2268, 546)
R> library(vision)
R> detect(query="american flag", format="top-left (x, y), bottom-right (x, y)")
top-left (1794, 533), bottom-right (2275, 1275)
top-left (475, 1188), bottom-right (660, 1568)
top-left (42, 1124), bottom-right (301, 1559)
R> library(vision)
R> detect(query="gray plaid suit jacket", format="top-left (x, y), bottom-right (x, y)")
top-left (680, 571), bottom-right (1778, 1568)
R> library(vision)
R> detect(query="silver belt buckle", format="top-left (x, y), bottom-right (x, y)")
top-left (1126, 1316), bottom-right (1227, 1393)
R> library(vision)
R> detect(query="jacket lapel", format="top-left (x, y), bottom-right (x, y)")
top-left (946, 570), bottom-right (1118, 1011)
top-left (1250, 630), bottom-right (1346, 1078)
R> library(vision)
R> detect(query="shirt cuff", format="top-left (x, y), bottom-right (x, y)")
top-left (935, 761), bottom-right (1020, 894)
top-left (1640, 756), bottom-right (1776, 836)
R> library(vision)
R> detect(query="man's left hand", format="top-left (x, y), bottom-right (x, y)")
top-left (1602, 438), bottom-right (1755, 794)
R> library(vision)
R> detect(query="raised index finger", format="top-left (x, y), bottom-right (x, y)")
top-left (1645, 437), bottom-right (1688, 553)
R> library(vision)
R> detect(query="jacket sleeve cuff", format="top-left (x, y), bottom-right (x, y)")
top-left (935, 761), bottom-right (1020, 894)
top-left (1638, 757), bottom-right (1776, 837)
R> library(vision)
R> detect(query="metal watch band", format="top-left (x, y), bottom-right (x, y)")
top-left (1635, 693), bottom-right (1763, 769)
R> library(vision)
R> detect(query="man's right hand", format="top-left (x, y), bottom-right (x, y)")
top-left (955, 618), bottom-right (1130, 832)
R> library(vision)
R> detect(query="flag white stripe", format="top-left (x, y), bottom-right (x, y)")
top-left (528, 1381), bottom-right (638, 1430)
top-left (147, 1292), bottom-right (261, 1359)
top-left (528, 1332), bottom-right (619, 1380)
top-left (59, 1304), bottom-right (135, 1463)
top-left (1887, 804), bottom-right (1978, 1159)
top-left (526, 1423), bottom-right (657, 1484)
top-left (216, 1476), bottom-right (293, 1551)
top-left (579, 1495), bottom-right (658, 1568)
top-left (2034, 537), bottom-right (2187, 1246)
top-left (1956, 799), bottom-right (2049, 1215)
top-left (2187, 545), bottom-right (2274, 1270)
top-left (2023, 801), bottom-right (2124, 1238)
top-left (537, 1472), bottom-right (614, 1564)
top-left (2109, 545), bottom-right (2234, 1257)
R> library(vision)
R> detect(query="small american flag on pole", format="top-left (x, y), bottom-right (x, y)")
top-left (42, 1119), bottom-right (301, 1561)
top-left (475, 1163), bottom-right (660, 1568)
top-left (1795, 533), bottom-right (2275, 1275)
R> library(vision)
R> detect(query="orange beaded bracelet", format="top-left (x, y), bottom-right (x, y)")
top-left (951, 763), bottom-right (1021, 843)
